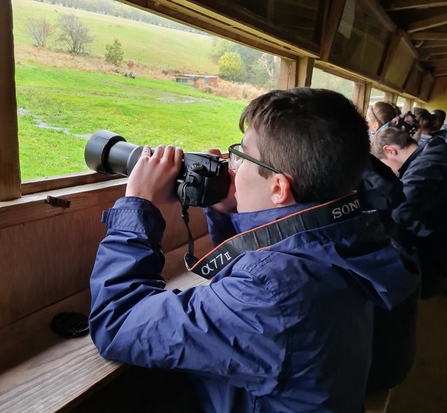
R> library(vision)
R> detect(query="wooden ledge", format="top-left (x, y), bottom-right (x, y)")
top-left (0, 236), bottom-right (212, 413)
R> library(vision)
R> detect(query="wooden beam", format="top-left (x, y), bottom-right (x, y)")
top-left (319, 0), bottom-right (346, 62)
top-left (419, 71), bottom-right (435, 100)
top-left (277, 59), bottom-right (297, 90)
top-left (420, 47), bottom-right (447, 61)
top-left (0, 0), bottom-right (20, 201)
top-left (418, 40), bottom-right (447, 48)
top-left (410, 32), bottom-right (447, 41)
top-left (277, 57), bottom-right (314, 89)
top-left (407, 13), bottom-right (447, 33)
top-left (403, 98), bottom-right (414, 113)
top-left (297, 56), bottom-right (314, 87)
top-left (384, 0), bottom-right (447, 11)
top-left (403, 59), bottom-right (420, 93)
top-left (380, 30), bottom-right (404, 83)
top-left (415, 40), bottom-right (425, 48)
top-left (384, 92), bottom-right (399, 104)
top-left (351, 82), bottom-right (372, 116)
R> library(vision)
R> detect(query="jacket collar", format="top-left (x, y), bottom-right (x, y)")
top-left (229, 202), bottom-right (319, 233)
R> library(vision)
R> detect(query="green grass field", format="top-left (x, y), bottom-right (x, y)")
top-left (12, 0), bottom-right (218, 73)
top-left (11, 0), bottom-right (247, 180)
top-left (16, 64), bottom-right (245, 179)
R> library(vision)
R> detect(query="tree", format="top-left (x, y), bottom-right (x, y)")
top-left (211, 38), bottom-right (231, 61)
top-left (218, 52), bottom-right (245, 82)
top-left (56, 14), bottom-right (94, 54)
top-left (26, 17), bottom-right (54, 47)
top-left (259, 53), bottom-right (280, 89)
top-left (105, 38), bottom-right (124, 66)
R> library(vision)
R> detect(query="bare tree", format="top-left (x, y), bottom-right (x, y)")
top-left (26, 17), bottom-right (55, 47)
top-left (56, 14), bottom-right (94, 54)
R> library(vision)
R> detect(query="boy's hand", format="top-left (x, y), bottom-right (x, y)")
top-left (126, 145), bottom-right (183, 206)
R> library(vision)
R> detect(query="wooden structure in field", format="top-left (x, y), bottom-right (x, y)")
top-left (1, 0), bottom-right (447, 412)
top-left (175, 73), bottom-right (219, 86)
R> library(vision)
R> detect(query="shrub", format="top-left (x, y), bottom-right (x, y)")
top-left (105, 38), bottom-right (124, 66)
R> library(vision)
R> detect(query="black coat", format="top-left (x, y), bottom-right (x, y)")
top-left (393, 136), bottom-right (447, 298)
top-left (358, 154), bottom-right (405, 238)
top-left (358, 155), bottom-right (418, 392)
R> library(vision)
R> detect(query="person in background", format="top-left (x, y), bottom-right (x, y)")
top-left (358, 103), bottom-right (415, 393)
top-left (389, 110), bottom-right (419, 140)
top-left (366, 101), bottom-right (398, 137)
top-left (357, 154), bottom-right (405, 239)
top-left (413, 108), bottom-right (438, 146)
top-left (433, 109), bottom-right (447, 131)
top-left (360, 101), bottom-right (407, 238)
top-left (89, 88), bottom-right (419, 413)
top-left (371, 127), bottom-right (447, 299)
top-left (387, 102), bottom-right (402, 116)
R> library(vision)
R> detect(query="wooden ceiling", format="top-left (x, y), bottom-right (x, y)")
top-left (381, 0), bottom-right (447, 77)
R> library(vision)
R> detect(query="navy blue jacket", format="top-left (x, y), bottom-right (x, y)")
top-left (90, 197), bottom-right (418, 413)
top-left (357, 154), bottom-right (405, 238)
top-left (393, 136), bottom-right (447, 241)
top-left (392, 136), bottom-right (447, 297)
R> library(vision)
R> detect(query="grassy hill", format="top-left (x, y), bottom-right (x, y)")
top-left (12, 0), bottom-right (219, 74)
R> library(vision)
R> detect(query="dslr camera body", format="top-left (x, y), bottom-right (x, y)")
top-left (85, 130), bottom-right (230, 207)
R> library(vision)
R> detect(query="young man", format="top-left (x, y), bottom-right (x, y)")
top-left (89, 88), bottom-right (418, 412)
top-left (371, 127), bottom-right (447, 298)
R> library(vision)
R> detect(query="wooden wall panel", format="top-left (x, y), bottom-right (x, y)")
top-left (0, 184), bottom-right (208, 329)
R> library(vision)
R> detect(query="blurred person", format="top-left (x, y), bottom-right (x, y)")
top-left (433, 109), bottom-right (446, 131)
top-left (366, 101), bottom-right (397, 137)
top-left (414, 108), bottom-right (438, 146)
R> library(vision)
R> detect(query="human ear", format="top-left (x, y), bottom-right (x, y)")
top-left (383, 145), bottom-right (398, 157)
top-left (271, 174), bottom-right (295, 206)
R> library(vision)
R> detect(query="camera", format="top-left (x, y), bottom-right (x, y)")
top-left (84, 130), bottom-right (230, 207)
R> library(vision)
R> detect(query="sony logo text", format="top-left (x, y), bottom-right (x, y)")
top-left (332, 199), bottom-right (360, 219)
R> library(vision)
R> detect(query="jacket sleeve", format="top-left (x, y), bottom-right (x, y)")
top-left (89, 197), bottom-right (285, 395)
top-left (392, 138), bottom-right (447, 238)
top-left (358, 154), bottom-right (405, 212)
top-left (202, 207), bottom-right (237, 246)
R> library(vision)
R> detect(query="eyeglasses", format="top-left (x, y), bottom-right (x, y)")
top-left (228, 143), bottom-right (280, 173)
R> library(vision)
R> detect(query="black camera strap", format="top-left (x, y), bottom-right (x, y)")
top-left (182, 192), bottom-right (361, 279)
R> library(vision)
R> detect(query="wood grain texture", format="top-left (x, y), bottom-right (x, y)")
top-left (0, 181), bottom-right (207, 329)
top-left (0, 0), bottom-right (20, 201)
top-left (0, 236), bottom-right (213, 412)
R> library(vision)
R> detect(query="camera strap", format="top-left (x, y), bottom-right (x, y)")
top-left (182, 192), bottom-right (361, 279)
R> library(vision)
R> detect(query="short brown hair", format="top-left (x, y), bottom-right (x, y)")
top-left (371, 127), bottom-right (418, 159)
top-left (239, 88), bottom-right (370, 203)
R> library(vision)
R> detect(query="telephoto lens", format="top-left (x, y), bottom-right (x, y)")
top-left (84, 130), bottom-right (144, 176)
top-left (84, 130), bottom-right (231, 208)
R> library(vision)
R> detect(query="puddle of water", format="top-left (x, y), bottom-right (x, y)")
top-left (157, 92), bottom-right (215, 104)
top-left (17, 108), bottom-right (89, 138)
